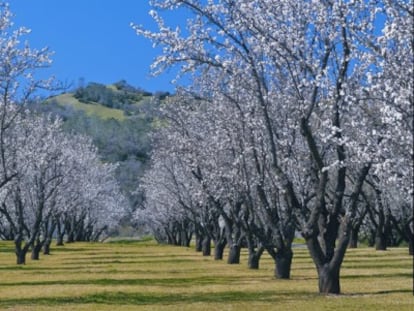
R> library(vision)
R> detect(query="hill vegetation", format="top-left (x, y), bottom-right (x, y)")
top-left (32, 80), bottom-right (168, 230)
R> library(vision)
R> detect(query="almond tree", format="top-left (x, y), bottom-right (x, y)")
top-left (134, 0), bottom-right (413, 294)
top-left (0, 2), bottom-right (53, 191)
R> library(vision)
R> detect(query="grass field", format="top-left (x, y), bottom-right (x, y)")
top-left (0, 240), bottom-right (412, 310)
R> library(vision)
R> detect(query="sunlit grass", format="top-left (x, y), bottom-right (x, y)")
top-left (50, 93), bottom-right (126, 120)
top-left (0, 240), bottom-right (412, 310)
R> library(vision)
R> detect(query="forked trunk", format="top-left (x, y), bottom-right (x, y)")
top-left (15, 241), bottom-right (27, 265)
top-left (227, 244), bottom-right (241, 264)
top-left (247, 245), bottom-right (265, 269)
top-left (318, 264), bottom-right (341, 294)
top-left (274, 248), bottom-right (293, 279)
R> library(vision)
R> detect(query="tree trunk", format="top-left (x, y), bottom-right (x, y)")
top-left (16, 249), bottom-right (27, 265)
top-left (31, 242), bottom-right (42, 260)
top-left (214, 240), bottom-right (226, 260)
top-left (195, 233), bottom-right (203, 252)
top-left (56, 220), bottom-right (65, 246)
top-left (408, 237), bottom-right (413, 256)
top-left (15, 239), bottom-right (27, 265)
top-left (348, 227), bottom-right (358, 248)
top-left (248, 252), bottom-right (260, 269)
top-left (43, 239), bottom-right (52, 255)
top-left (375, 230), bottom-right (387, 251)
top-left (202, 236), bottom-right (211, 256)
top-left (318, 264), bottom-right (341, 294)
top-left (274, 248), bottom-right (293, 279)
top-left (56, 235), bottom-right (64, 246)
top-left (66, 231), bottom-right (75, 243)
top-left (227, 244), bottom-right (241, 264)
top-left (249, 247), bottom-right (266, 269)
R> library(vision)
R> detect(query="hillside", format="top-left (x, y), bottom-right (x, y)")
top-left (35, 80), bottom-right (169, 228)
top-left (47, 80), bottom-right (169, 121)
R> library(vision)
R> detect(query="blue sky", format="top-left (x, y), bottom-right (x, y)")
top-left (8, 0), bottom-right (181, 93)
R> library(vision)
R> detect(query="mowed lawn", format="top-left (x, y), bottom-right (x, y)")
top-left (0, 240), bottom-right (412, 311)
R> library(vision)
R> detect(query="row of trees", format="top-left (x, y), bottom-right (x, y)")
top-left (134, 0), bottom-right (413, 295)
top-left (0, 3), bottom-right (127, 264)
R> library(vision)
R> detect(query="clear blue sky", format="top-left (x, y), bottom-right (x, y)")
top-left (8, 0), bottom-right (182, 93)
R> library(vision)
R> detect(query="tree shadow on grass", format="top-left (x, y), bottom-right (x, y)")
top-left (0, 275), bottom-right (249, 287)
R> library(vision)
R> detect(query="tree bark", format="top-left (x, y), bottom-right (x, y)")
top-left (31, 242), bottom-right (42, 260)
top-left (43, 238), bottom-right (52, 255)
top-left (274, 248), bottom-right (293, 279)
top-left (375, 230), bottom-right (387, 251)
top-left (214, 239), bottom-right (226, 260)
top-left (195, 235), bottom-right (203, 252)
top-left (16, 248), bottom-right (27, 265)
top-left (56, 235), bottom-right (64, 246)
top-left (318, 264), bottom-right (341, 294)
top-left (227, 244), bottom-right (241, 264)
top-left (348, 227), bottom-right (359, 248)
top-left (248, 246), bottom-right (265, 269)
top-left (202, 236), bottom-right (211, 256)
top-left (14, 238), bottom-right (28, 265)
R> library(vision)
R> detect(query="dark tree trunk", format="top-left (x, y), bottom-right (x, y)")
top-left (246, 235), bottom-right (265, 269)
top-left (16, 249), bottom-right (27, 265)
top-left (43, 238), bottom-right (52, 255)
top-left (196, 238), bottom-right (202, 252)
top-left (247, 246), bottom-right (265, 270)
top-left (367, 229), bottom-right (375, 247)
top-left (403, 221), bottom-right (413, 256)
top-left (318, 264), bottom-right (341, 294)
top-left (15, 238), bottom-right (28, 265)
top-left (227, 244), bottom-right (241, 264)
top-left (56, 235), bottom-right (64, 246)
top-left (274, 248), bottom-right (293, 279)
top-left (66, 231), bottom-right (75, 243)
top-left (180, 230), bottom-right (192, 247)
top-left (348, 227), bottom-right (359, 248)
top-left (56, 220), bottom-right (65, 246)
top-left (31, 241), bottom-right (42, 260)
top-left (214, 239), bottom-right (226, 260)
top-left (202, 236), bottom-right (211, 256)
top-left (195, 233), bottom-right (203, 252)
top-left (248, 252), bottom-right (260, 269)
top-left (375, 230), bottom-right (387, 251)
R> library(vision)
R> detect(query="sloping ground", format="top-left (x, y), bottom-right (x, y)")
top-left (0, 240), bottom-right (412, 311)
top-left (49, 93), bottom-right (126, 121)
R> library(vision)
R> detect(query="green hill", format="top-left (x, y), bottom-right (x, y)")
top-left (47, 80), bottom-right (169, 121)
top-left (36, 80), bottom-right (169, 217)
top-left (49, 93), bottom-right (127, 120)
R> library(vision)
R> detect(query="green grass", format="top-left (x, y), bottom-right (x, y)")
top-left (49, 93), bottom-right (126, 121)
top-left (0, 240), bottom-right (412, 311)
